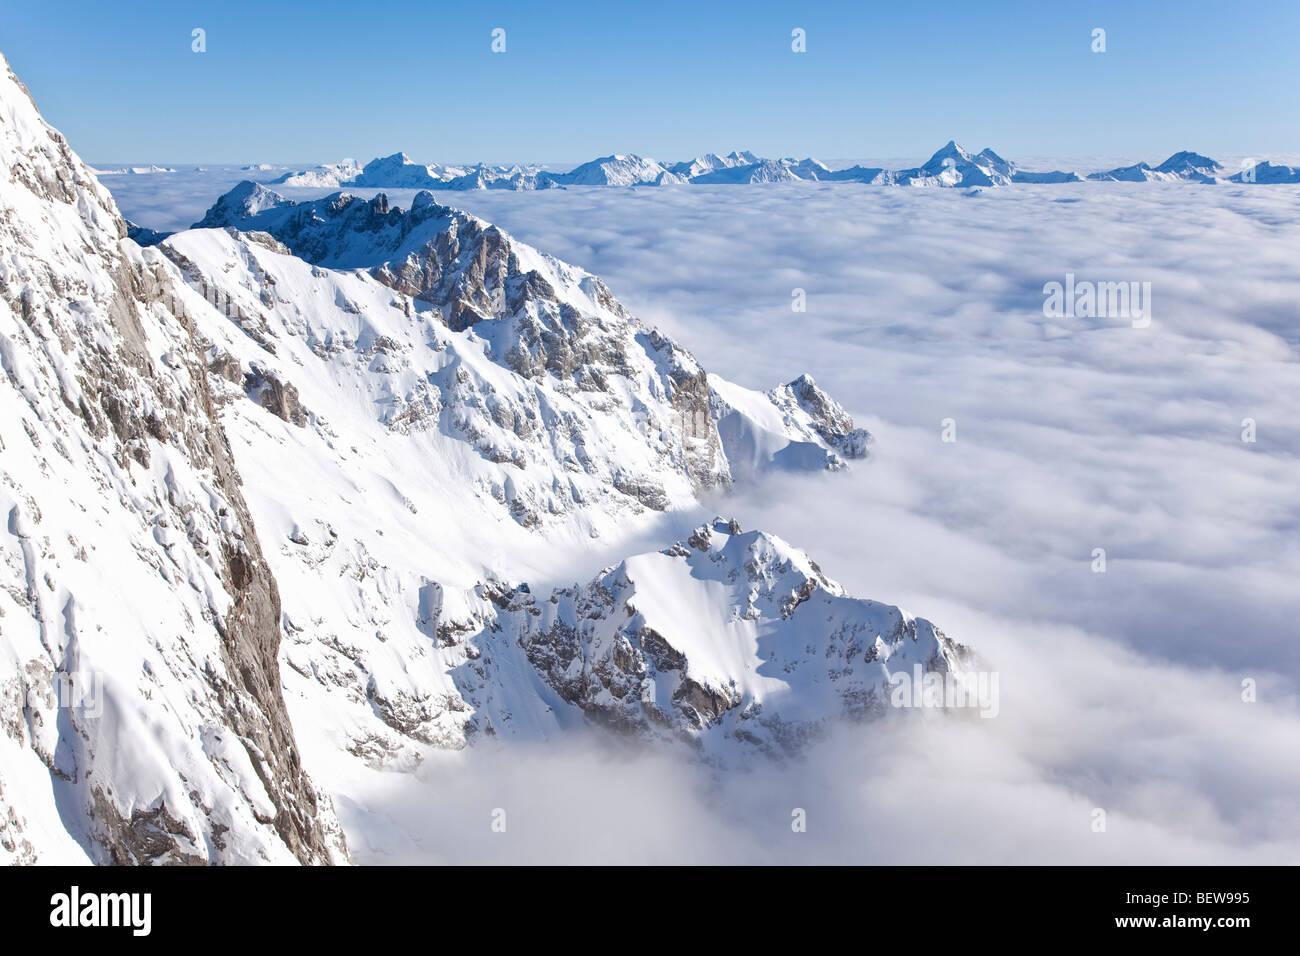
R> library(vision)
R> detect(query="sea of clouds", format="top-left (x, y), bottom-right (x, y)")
top-left (107, 172), bottom-right (1300, 863)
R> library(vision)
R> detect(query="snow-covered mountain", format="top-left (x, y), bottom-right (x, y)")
top-left (350, 152), bottom-right (447, 188)
top-left (546, 154), bottom-right (685, 186)
top-left (0, 51), bottom-right (347, 864)
top-left (879, 141), bottom-right (1080, 187)
top-left (158, 175), bottom-right (885, 771)
top-left (820, 163), bottom-right (889, 184)
top-left (690, 156), bottom-right (824, 184)
top-left (3, 50), bottom-right (976, 861)
top-left (441, 163), bottom-right (558, 191)
top-left (666, 150), bottom-right (759, 178)
top-left (270, 158), bottom-right (363, 188)
top-left (1229, 159), bottom-right (1300, 183)
top-left (887, 140), bottom-right (1010, 186)
top-left (1087, 150), bottom-right (1223, 183)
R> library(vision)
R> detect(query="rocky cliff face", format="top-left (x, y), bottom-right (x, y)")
top-left (0, 52), bottom-right (346, 864)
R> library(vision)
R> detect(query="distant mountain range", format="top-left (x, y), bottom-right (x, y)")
top-left (260, 142), bottom-right (1300, 190)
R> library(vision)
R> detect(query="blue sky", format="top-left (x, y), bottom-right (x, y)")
top-left (3, 0), bottom-right (1297, 165)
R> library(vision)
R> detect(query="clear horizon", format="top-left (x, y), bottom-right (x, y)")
top-left (4, 0), bottom-right (1298, 166)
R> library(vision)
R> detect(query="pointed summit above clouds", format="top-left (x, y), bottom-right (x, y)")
top-left (1154, 151), bottom-right (1222, 176)
top-left (882, 141), bottom-right (1082, 186)
top-left (927, 139), bottom-right (976, 165)
top-left (193, 179), bottom-right (296, 226)
top-left (352, 151), bottom-right (445, 187)
top-left (975, 147), bottom-right (1015, 177)
top-left (886, 141), bottom-right (1011, 186)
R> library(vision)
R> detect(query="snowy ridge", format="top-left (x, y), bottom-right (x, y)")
top-left (1086, 151), bottom-right (1222, 183)
top-left (553, 154), bottom-right (685, 186)
top-left (666, 150), bottom-right (759, 178)
top-left (161, 223), bottom-right (731, 535)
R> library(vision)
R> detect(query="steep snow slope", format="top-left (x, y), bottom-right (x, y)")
top-left (161, 225), bottom-right (726, 544)
top-left (710, 374), bottom-right (870, 480)
top-left (0, 52), bottom-right (346, 864)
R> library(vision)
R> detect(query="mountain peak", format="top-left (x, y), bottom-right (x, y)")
top-left (929, 139), bottom-right (969, 159)
top-left (192, 180), bottom-right (297, 227)
top-left (1154, 150), bottom-right (1221, 172)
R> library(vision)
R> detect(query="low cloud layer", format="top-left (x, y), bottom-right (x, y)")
top-left (342, 660), bottom-right (1300, 864)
